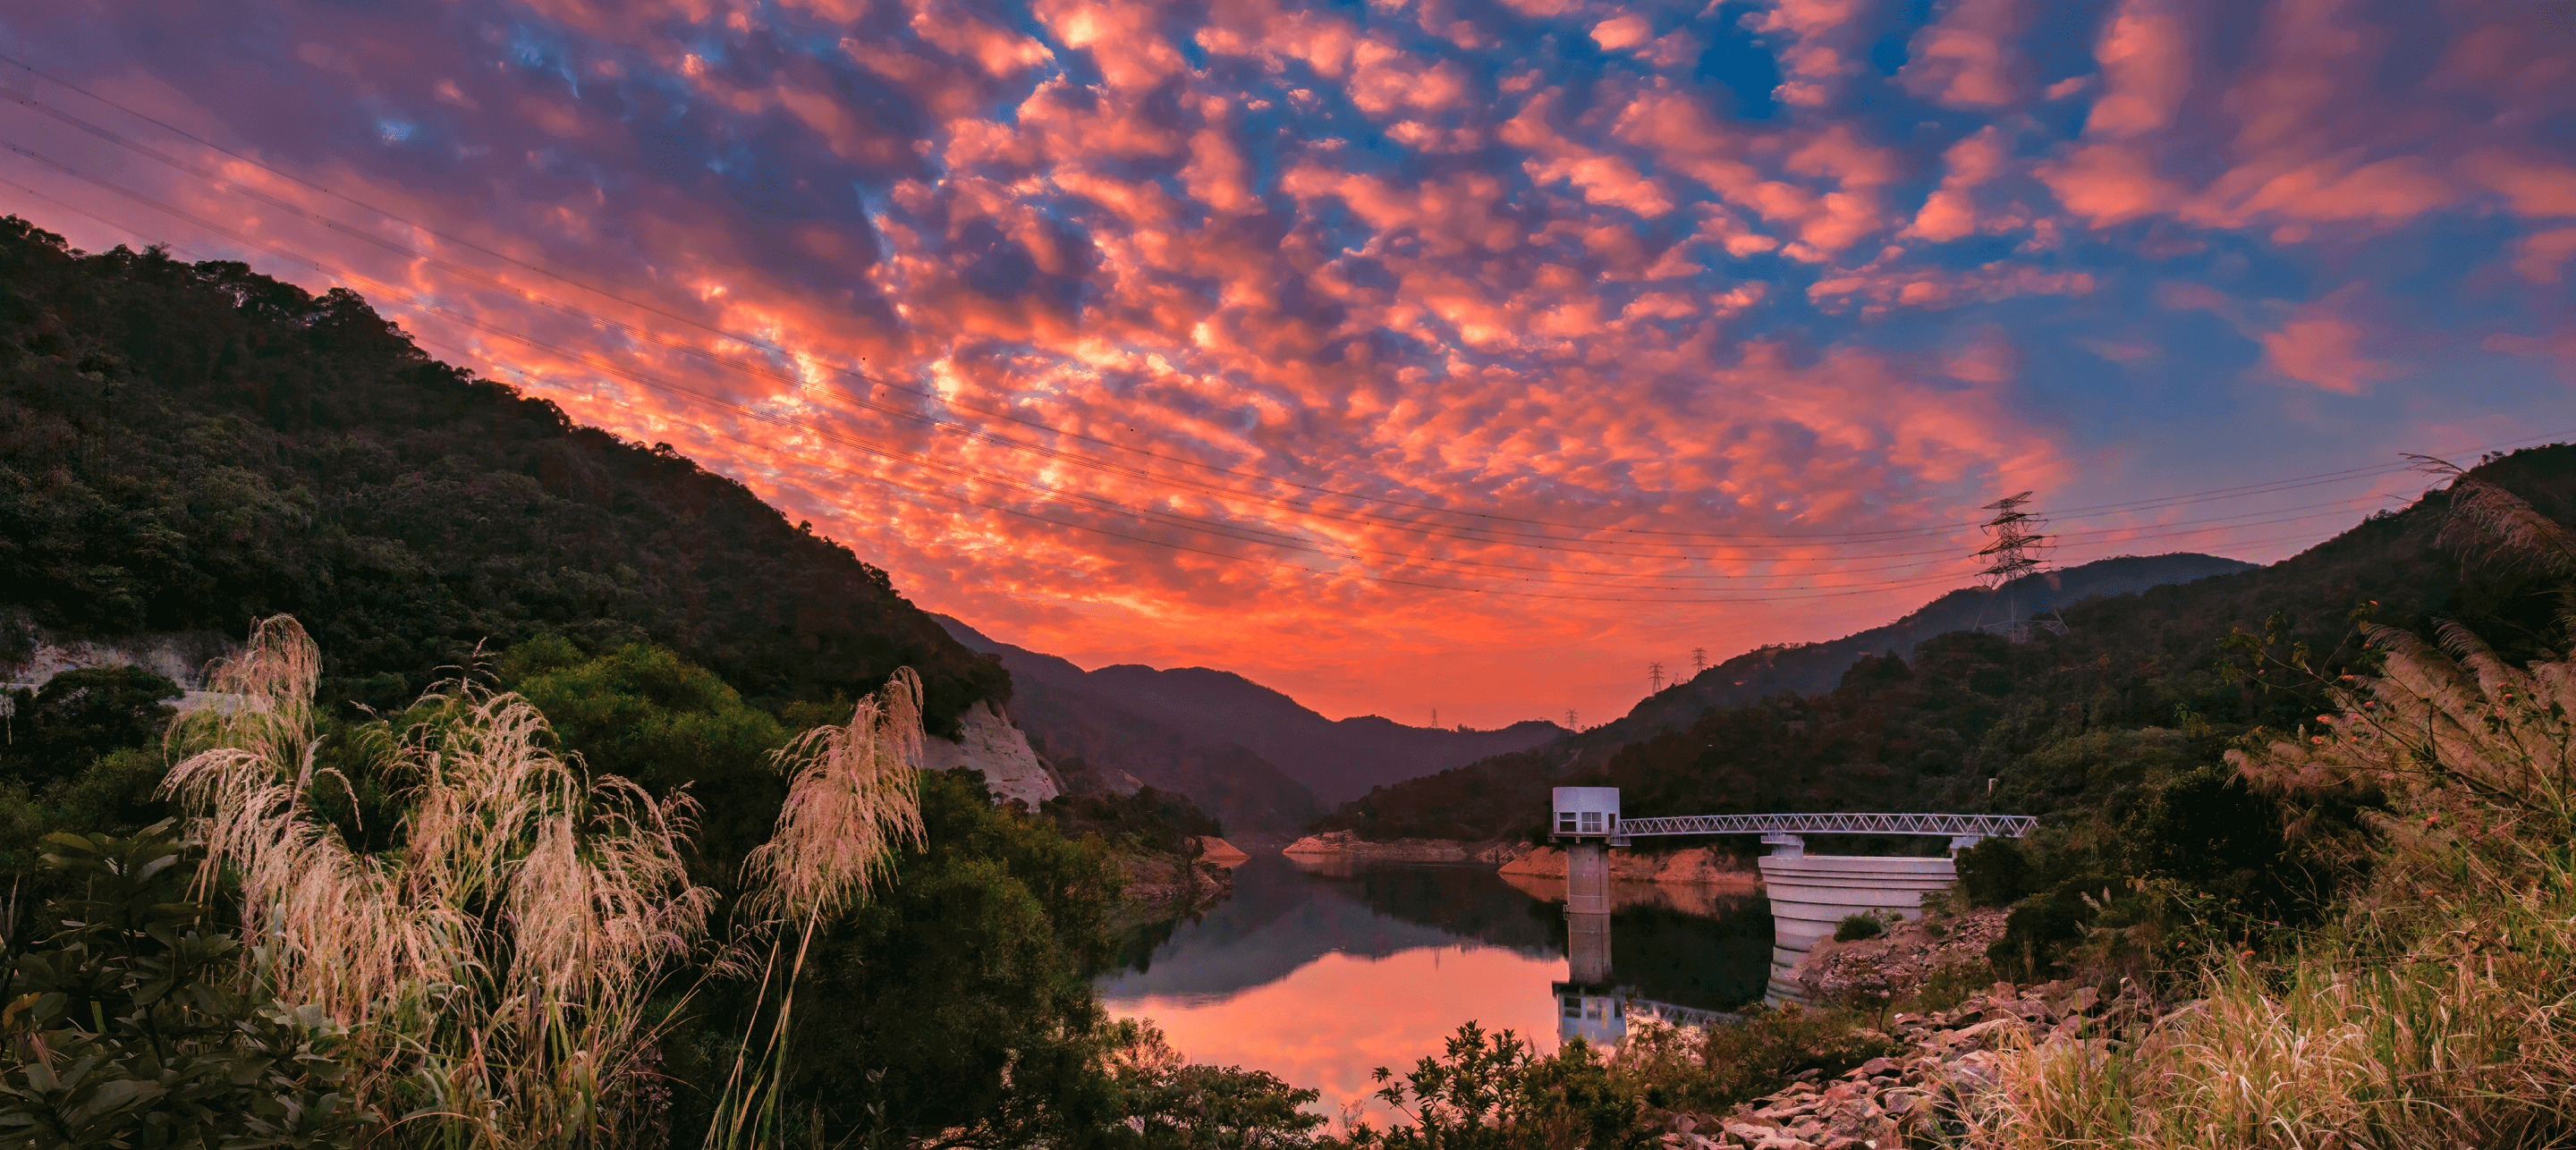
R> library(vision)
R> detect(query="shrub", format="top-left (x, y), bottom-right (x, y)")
top-left (1352, 1022), bottom-right (1650, 1150)
top-left (1598, 1004), bottom-right (1902, 1117)
top-left (1954, 837), bottom-right (2033, 908)
top-left (1833, 913), bottom-right (1886, 942)
top-left (0, 828), bottom-right (372, 1146)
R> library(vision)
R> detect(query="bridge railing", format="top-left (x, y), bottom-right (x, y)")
top-left (1613, 812), bottom-right (2038, 839)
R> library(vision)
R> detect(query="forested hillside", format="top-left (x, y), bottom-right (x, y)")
top-left (1316, 446), bottom-right (2576, 843)
top-left (0, 218), bottom-right (1004, 729)
top-left (1605, 552), bottom-right (2253, 740)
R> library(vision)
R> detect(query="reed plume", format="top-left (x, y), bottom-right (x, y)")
top-left (1959, 622), bottom-right (2576, 1147)
top-left (162, 616), bottom-right (716, 1148)
top-left (710, 668), bottom-right (927, 1149)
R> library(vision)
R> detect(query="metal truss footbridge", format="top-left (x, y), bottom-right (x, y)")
top-left (1612, 812), bottom-right (2038, 841)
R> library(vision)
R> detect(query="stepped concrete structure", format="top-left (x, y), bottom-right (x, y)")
top-left (1548, 789), bottom-right (2037, 1004)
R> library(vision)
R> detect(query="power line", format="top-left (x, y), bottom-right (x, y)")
top-left (0, 144), bottom-right (2535, 607)
top-left (4, 69), bottom-right (2562, 550)
top-left (0, 151), bottom-right (2026, 585)
top-left (0, 164), bottom-right (2460, 607)
top-left (0, 67), bottom-right (2071, 546)
top-left (12, 139), bottom-right (2467, 579)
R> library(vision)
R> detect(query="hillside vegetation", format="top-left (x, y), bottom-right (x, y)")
top-left (1606, 552), bottom-right (2253, 740)
top-left (1317, 446), bottom-right (2576, 845)
top-left (0, 218), bottom-right (1004, 729)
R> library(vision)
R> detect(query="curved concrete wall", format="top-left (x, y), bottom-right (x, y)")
top-left (1756, 854), bottom-right (1956, 1002)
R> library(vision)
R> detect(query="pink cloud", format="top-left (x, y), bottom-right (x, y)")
top-left (2036, 143), bottom-right (2182, 227)
top-left (1591, 14), bottom-right (1653, 51)
top-left (2469, 150), bottom-right (2576, 219)
top-left (1503, 91), bottom-right (1676, 218)
top-left (2085, 0), bottom-right (2190, 136)
top-left (1901, 0), bottom-right (2030, 109)
top-left (2511, 227), bottom-right (2576, 283)
top-left (2257, 294), bottom-right (2400, 394)
top-left (1906, 125), bottom-right (2010, 241)
top-left (1031, 0), bottom-right (1189, 89)
top-left (1742, 0), bottom-right (1868, 107)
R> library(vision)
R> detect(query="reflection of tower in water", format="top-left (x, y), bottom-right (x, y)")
top-left (1550, 789), bottom-right (1628, 1045)
top-left (1555, 909), bottom-right (1623, 1044)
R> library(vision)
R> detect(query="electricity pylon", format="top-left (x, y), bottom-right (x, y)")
top-left (1691, 647), bottom-right (1707, 673)
top-left (1976, 492), bottom-right (2069, 641)
top-left (1648, 662), bottom-right (1666, 692)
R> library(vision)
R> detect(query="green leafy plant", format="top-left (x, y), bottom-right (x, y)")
top-left (1832, 913), bottom-right (1886, 943)
top-left (1352, 1022), bottom-right (1648, 1150)
top-left (0, 827), bottom-right (371, 1148)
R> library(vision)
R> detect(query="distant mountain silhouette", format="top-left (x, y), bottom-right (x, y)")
top-left (935, 617), bottom-right (1566, 821)
top-left (1600, 553), bottom-right (2256, 740)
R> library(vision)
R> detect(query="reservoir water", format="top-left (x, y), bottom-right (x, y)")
top-left (1095, 854), bottom-right (1777, 1116)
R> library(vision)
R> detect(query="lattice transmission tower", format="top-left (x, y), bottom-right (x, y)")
top-left (1648, 662), bottom-right (1666, 692)
top-left (1975, 491), bottom-right (2069, 641)
top-left (1692, 647), bottom-right (1707, 673)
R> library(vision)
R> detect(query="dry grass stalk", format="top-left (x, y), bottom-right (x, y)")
top-left (1958, 625), bottom-right (2576, 1149)
top-left (2413, 455), bottom-right (2576, 579)
top-left (709, 668), bottom-right (927, 1150)
top-left (742, 667), bottom-right (927, 928)
top-left (162, 616), bottom-right (716, 1148)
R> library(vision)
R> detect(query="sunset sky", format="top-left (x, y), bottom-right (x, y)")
top-left (3, 0), bottom-right (2571, 728)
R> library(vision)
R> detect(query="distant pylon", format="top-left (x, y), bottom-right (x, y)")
top-left (1975, 491), bottom-right (2070, 641)
top-left (1566, 708), bottom-right (1579, 730)
top-left (1692, 647), bottom-right (1707, 674)
top-left (1648, 662), bottom-right (1665, 692)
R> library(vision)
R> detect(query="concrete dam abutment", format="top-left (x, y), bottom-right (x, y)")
top-left (1546, 788), bottom-right (2034, 1008)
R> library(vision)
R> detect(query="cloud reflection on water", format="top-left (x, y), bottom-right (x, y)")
top-left (1097, 857), bottom-right (1774, 1117)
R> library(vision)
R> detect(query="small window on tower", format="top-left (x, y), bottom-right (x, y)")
top-left (1557, 811), bottom-right (1577, 833)
top-left (1579, 811), bottom-right (1606, 833)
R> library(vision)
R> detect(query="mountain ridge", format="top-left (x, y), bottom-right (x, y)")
top-left (1597, 552), bottom-right (2258, 741)
top-left (935, 615), bottom-right (1566, 818)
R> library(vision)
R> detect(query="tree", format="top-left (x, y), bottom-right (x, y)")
top-left (502, 637), bottom-right (791, 880)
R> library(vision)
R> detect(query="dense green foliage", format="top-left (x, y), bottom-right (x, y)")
top-left (1352, 1025), bottom-right (1651, 1150)
top-left (679, 766), bottom-right (1297, 1148)
top-left (0, 669), bottom-right (182, 876)
top-left (1831, 913), bottom-right (1885, 943)
top-left (501, 637), bottom-right (793, 882)
top-left (0, 830), bottom-right (369, 1147)
top-left (0, 218), bottom-right (1005, 731)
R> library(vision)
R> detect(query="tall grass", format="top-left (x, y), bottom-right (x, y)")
top-left (707, 668), bottom-right (927, 1150)
top-left (163, 616), bottom-right (716, 1147)
top-left (1956, 613), bottom-right (2576, 1148)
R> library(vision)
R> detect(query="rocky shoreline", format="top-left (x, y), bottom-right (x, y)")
top-left (1115, 852), bottom-right (1235, 908)
top-left (1499, 844), bottom-right (1758, 885)
top-left (1279, 833), bottom-right (1759, 887)
top-left (1659, 977), bottom-right (2144, 1149)
top-left (1278, 830), bottom-right (1532, 864)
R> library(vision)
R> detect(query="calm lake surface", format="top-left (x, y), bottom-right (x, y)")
top-left (1094, 855), bottom-right (1776, 1116)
